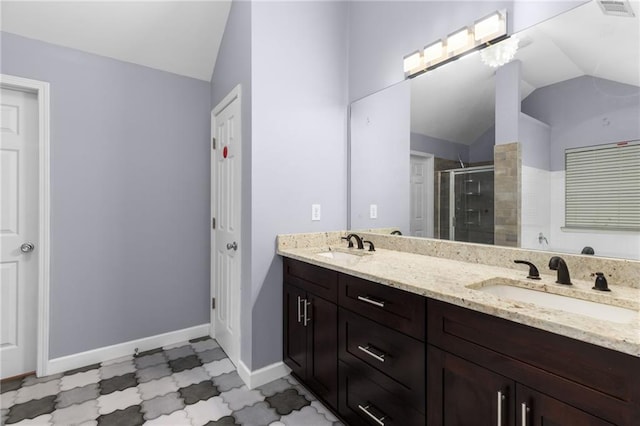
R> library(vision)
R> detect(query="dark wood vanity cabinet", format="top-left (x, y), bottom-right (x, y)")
top-left (282, 259), bottom-right (426, 425)
top-left (283, 258), bottom-right (639, 426)
top-left (427, 347), bottom-right (616, 425)
top-left (427, 299), bottom-right (640, 425)
top-left (283, 259), bottom-right (339, 410)
top-left (337, 274), bottom-right (426, 425)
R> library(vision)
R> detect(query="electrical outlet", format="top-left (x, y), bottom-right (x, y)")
top-left (370, 204), bottom-right (378, 219)
top-left (312, 204), bottom-right (321, 221)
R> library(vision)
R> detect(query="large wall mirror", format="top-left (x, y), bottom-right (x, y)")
top-left (349, 0), bottom-right (640, 260)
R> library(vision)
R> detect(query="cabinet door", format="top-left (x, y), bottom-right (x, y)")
top-left (306, 293), bottom-right (338, 410)
top-left (516, 385), bottom-right (615, 426)
top-left (283, 283), bottom-right (307, 380)
top-left (427, 346), bottom-right (515, 426)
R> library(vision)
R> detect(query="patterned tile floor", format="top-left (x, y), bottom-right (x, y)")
top-left (0, 337), bottom-right (342, 425)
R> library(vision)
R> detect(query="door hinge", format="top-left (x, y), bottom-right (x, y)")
top-left (212, 137), bottom-right (216, 150)
top-left (211, 297), bottom-right (216, 309)
top-left (212, 217), bottom-right (216, 229)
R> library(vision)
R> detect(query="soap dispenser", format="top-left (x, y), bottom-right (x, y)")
top-left (592, 272), bottom-right (610, 292)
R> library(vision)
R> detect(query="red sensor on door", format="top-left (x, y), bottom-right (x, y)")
top-left (223, 146), bottom-right (228, 158)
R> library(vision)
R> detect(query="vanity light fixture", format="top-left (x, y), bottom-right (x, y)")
top-left (403, 50), bottom-right (423, 76)
top-left (423, 40), bottom-right (446, 68)
top-left (404, 9), bottom-right (508, 78)
top-left (446, 28), bottom-right (473, 57)
top-left (474, 11), bottom-right (506, 42)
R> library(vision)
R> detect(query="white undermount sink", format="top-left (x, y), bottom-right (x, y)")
top-left (473, 281), bottom-right (637, 324)
top-left (317, 251), bottom-right (365, 261)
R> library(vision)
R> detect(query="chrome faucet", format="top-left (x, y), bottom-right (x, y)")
top-left (342, 234), bottom-right (364, 250)
top-left (549, 256), bottom-right (572, 285)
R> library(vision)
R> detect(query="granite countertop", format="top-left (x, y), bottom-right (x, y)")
top-left (277, 245), bottom-right (640, 357)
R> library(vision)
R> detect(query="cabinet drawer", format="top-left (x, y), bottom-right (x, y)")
top-left (284, 258), bottom-right (338, 302)
top-left (339, 274), bottom-right (425, 341)
top-left (338, 361), bottom-right (424, 426)
top-left (427, 299), bottom-right (640, 410)
top-left (338, 308), bottom-right (425, 411)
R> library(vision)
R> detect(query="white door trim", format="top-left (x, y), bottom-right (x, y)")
top-left (210, 84), bottom-right (242, 367)
top-left (1, 74), bottom-right (51, 377)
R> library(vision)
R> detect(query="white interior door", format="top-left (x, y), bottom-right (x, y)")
top-left (1, 87), bottom-right (39, 379)
top-left (211, 86), bottom-right (241, 367)
top-left (410, 153), bottom-right (434, 238)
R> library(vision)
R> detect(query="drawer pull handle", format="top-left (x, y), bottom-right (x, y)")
top-left (497, 390), bottom-right (506, 426)
top-left (357, 345), bottom-right (386, 363)
top-left (303, 300), bottom-right (311, 326)
top-left (296, 296), bottom-right (303, 323)
top-left (521, 402), bottom-right (529, 426)
top-left (357, 404), bottom-right (386, 426)
top-left (357, 295), bottom-right (385, 308)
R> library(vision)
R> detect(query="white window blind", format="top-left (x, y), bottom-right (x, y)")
top-left (565, 141), bottom-right (640, 230)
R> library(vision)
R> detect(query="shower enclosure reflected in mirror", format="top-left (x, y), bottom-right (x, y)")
top-left (437, 166), bottom-right (495, 245)
top-left (349, 0), bottom-right (640, 260)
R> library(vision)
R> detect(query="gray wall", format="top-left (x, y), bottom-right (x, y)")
top-left (521, 75), bottom-right (640, 170)
top-left (410, 128), bottom-right (494, 164)
top-left (496, 60), bottom-right (521, 145)
top-left (469, 125), bottom-right (496, 164)
top-left (209, 0), bottom-right (253, 368)
top-left (1, 32), bottom-right (211, 358)
top-left (351, 82), bottom-right (410, 232)
top-left (519, 113), bottom-right (551, 170)
top-left (411, 133), bottom-right (468, 162)
top-left (249, 1), bottom-right (349, 369)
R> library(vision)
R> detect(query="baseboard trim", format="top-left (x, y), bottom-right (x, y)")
top-left (237, 359), bottom-right (291, 389)
top-left (45, 324), bottom-right (210, 376)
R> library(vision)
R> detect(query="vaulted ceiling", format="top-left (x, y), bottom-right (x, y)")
top-left (0, 1), bottom-right (231, 81)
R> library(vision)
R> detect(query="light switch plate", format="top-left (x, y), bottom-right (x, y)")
top-left (370, 204), bottom-right (378, 219)
top-left (312, 204), bottom-right (321, 221)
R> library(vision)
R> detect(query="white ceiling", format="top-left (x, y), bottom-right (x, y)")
top-left (0, 1), bottom-right (231, 81)
top-left (411, 0), bottom-right (640, 145)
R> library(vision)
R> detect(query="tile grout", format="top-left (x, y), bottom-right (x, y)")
top-left (1, 337), bottom-right (342, 426)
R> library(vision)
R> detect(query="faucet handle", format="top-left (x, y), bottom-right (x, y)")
top-left (591, 272), bottom-right (610, 292)
top-left (363, 240), bottom-right (375, 252)
top-left (514, 260), bottom-right (541, 280)
top-left (341, 236), bottom-right (353, 248)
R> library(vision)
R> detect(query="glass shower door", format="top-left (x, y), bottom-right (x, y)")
top-left (438, 166), bottom-right (494, 244)
top-left (453, 168), bottom-right (494, 244)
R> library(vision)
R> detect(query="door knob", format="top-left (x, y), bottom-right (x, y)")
top-left (226, 242), bottom-right (238, 251)
top-left (20, 242), bottom-right (35, 253)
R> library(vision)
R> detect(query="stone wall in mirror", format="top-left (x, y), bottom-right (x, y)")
top-left (349, 1), bottom-right (640, 260)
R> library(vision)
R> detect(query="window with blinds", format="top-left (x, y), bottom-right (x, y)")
top-left (565, 141), bottom-right (640, 230)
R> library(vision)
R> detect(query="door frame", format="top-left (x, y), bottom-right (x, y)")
top-left (410, 151), bottom-right (434, 237)
top-left (210, 84), bottom-right (242, 366)
top-left (1, 74), bottom-right (51, 377)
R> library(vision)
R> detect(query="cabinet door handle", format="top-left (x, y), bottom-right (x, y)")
top-left (497, 390), bottom-right (506, 426)
top-left (296, 296), bottom-right (303, 323)
top-left (521, 402), bottom-right (529, 426)
top-left (303, 300), bottom-right (311, 326)
top-left (357, 295), bottom-right (385, 308)
top-left (357, 345), bottom-right (386, 363)
top-left (357, 404), bottom-right (386, 426)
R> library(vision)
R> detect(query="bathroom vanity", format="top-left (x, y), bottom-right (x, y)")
top-left (278, 232), bottom-right (640, 425)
